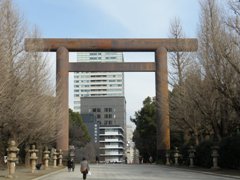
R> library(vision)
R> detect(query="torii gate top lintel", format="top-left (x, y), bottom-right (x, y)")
top-left (25, 38), bottom-right (198, 52)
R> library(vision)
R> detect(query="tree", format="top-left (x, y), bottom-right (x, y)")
top-left (168, 18), bottom-right (204, 145)
top-left (168, 17), bottom-right (190, 87)
top-left (169, 0), bottom-right (240, 146)
top-left (69, 109), bottom-right (91, 148)
top-left (0, 0), bottom-right (59, 165)
top-left (131, 97), bottom-right (156, 162)
top-left (198, 0), bottom-right (240, 139)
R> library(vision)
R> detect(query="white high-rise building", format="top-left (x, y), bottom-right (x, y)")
top-left (73, 52), bottom-right (124, 112)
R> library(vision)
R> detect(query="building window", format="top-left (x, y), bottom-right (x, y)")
top-left (104, 108), bottom-right (113, 112)
top-left (96, 114), bottom-right (101, 119)
top-left (104, 114), bottom-right (113, 119)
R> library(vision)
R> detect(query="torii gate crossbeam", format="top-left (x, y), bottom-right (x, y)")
top-left (25, 38), bottom-right (198, 162)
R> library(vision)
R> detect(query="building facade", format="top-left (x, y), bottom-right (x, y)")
top-left (126, 125), bottom-right (135, 163)
top-left (73, 52), bottom-right (124, 113)
top-left (81, 114), bottom-right (99, 143)
top-left (81, 96), bottom-right (126, 163)
top-left (73, 52), bottom-right (126, 163)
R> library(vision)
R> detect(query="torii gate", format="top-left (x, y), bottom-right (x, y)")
top-left (25, 38), bottom-right (198, 161)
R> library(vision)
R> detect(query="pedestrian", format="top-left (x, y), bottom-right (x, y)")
top-left (80, 157), bottom-right (90, 180)
top-left (96, 156), bottom-right (99, 164)
top-left (67, 159), bottom-right (72, 172)
top-left (149, 156), bottom-right (153, 164)
top-left (71, 158), bottom-right (75, 171)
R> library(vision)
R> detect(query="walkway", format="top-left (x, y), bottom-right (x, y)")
top-left (34, 164), bottom-right (240, 180)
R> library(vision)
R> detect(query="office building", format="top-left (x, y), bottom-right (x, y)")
top-left (81, 96), bottom-right (126, 163)
top-left (73, 52), bottom-right (124, 113)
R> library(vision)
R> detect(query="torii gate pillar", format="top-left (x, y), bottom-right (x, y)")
top-left (155, 47), bottom-right (170, 160)
top-left (56, 47), bottom-right (69, 151)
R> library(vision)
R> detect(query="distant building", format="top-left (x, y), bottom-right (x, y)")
top-left (73, 52), bottom-right (126, 163)
top-left (126, 125), bottom-right (134, 163)
top-left (81, 96), bottom-right (126, 163)
top-left (99, 126), bottom-right (125, 163)
top-left (81, 113), bottom-right (99, 143)
top-left (73, 52), bottom-right (124, 113)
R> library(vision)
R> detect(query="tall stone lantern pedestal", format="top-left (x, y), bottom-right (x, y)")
top-left (69, 145), bottom-right (75, 160)
top-left (43, 146), bottom-right (50, 169)
top-left (7, 140), bottom-right (19, 178)
top-left (52, 149), bottom-right (58, 167)
top-left (58, 149), bottom-right (63, 166)
top-left (211, 145), bottom-right (220, 170)
top-left (29, 145), bottom-right (38, 173)
top-left (188, 146), bottom-right (196, 168)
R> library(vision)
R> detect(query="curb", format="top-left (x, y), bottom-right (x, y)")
top-left (157, 165), bottom-right (240, 179)
top-left (32, 168), bottom-right (65, 180)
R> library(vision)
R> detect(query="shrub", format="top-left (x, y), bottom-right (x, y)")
top-left (195, 140), bottom-right (214, 168)
top-left (179, 143), bottom-right (197, 166)
top-left (219, 135), bottom-right (240, 169)
top-left (170, 131), bottom-right (184, 148)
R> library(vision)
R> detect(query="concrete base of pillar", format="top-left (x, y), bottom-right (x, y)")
top-left (6, 175), bottom-right (15, 179)
top-left (211, 166), bottom-right (220, 170)
top-left (156, 149), bottom-right (168, 164)
top-left (61, 150), bottom-right (69, 166)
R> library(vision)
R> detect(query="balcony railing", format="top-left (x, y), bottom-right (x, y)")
top-left (99, 139), bottom-right (124, 143)
top-left (99, 146), bottom-right (124, 149)
top-left (100, 153), bottom-right (124, 156)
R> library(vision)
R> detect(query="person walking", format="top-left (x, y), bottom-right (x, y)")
top-left (71, 158), bottom-right (75, 171)
top-left (80, 157), bottom-right (90, 180)
top-left (149, 156), bottom-right (153, 164)
top-left (67, 159), bottom-right (72, 172)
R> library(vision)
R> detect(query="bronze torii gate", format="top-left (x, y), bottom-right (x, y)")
top-left (25, 38), bottom-right (198, 161)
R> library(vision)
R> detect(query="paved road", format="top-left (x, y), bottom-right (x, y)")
top-left (35, 164), bottom-right (240, 180)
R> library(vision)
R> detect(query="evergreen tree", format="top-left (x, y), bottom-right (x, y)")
top-left (131, 97), bottom-right (156, 162)
top-left (69, 109), bottom-right (91, 148)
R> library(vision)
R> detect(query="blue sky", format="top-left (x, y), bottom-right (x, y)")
top-left (15, 0), bottom-right (200, 126)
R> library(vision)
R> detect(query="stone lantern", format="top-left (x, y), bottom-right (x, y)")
top-left (165, 151), bottom-right (170, 165)
top-left (29, 145), bottom-right (38, 173)
top-left (211, 145), bottom-right (220, 170)
top-left (7, 140), bottom-right (19, 178)
top-left (52, 149), bottom-right (58, 167)
top-left (69, 145), bottom-right (75, 160)
top-left (188, 146), bottom-right (195, 168)
top-left (173, 147), bottom-right (180, 166)
top-left (58, 149), bottom-right (63, 166)
top-left (43, 146), bottom-right (50, 169)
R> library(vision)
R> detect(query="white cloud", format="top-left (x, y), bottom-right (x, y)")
top-left (83, 0), bottom-right (199, 37)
